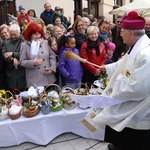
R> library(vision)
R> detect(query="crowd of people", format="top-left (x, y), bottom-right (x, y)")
top-left (1, 3), bottom-right (150, 150)
top-left (0, 2), bottom-right (124, 91)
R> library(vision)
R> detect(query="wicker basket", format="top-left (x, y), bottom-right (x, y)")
top-left (21, 83), bottom-right (40, 106)
top-left (8, 109), bottom-right (21, 120)
top-left (22, 97), bottom-right (40, 118)
top-left (72, 83), bottom-right (90, 109)
top-left (61, 86), bottom-right (77, 110)
top-left (73, 83), bottom-right (89, 95)
top-left (44, 84), bottom-right (62, 112)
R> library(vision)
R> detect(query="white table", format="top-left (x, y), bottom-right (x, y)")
top-left (0, 106), bottom-right (104, 147)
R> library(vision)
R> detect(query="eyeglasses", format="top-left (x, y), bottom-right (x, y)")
top-left (77, 24), bottom-right (84, 27)
top-left (117, 21), bottom-right (122, 23)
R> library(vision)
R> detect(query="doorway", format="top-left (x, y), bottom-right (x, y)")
top-left (74, 0), bottom-right (101, 20)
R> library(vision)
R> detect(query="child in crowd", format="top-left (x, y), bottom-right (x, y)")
top-left (106, 41), bottom-right (116, 64)
top-left (48, 37), bottom-right (62, 86)
top-left (17, 5), bottom-right (30, 25)
top-left (98, 20), bottom-right (111, 45)
top-left (67, 28), bottom-right (75, 36)
top-left (58, 35), bottom-right (83, 89)
top-left (52, 26), bottom-right (63, 39)
top-left (48, 37), bottom-right (59, 55)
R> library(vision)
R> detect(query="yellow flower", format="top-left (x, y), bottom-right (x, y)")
top-left (0, 90), bottom-right (6, 98)
top-left (1, 90), bottom-right (6, 95)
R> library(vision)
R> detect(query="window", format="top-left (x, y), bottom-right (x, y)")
top-left (82, 0), bottom-right (88, 16)
top-left (116, 0), bottom-right (122, 6)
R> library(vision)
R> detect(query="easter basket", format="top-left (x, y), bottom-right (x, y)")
top-left (8, 106), bottom-right (22, 120)
top-left (72, 83), bottom-right (90, 109)
top-left (44, 84), bottom-right (63, 112)
top-left (22, 96), bottom-right (40, 118)
top-left (40, 94), bottom-right (51, 115)
top-left (61, 86), bottom-right (77, 110)
top-left (8, 93), bottom-right (22, 120)
top-left (20, 83), bottom-right (42, 106)
top-left (89, 83), bottom-right (104, 95)
top-left (73, 83), bottom-right (90, 95)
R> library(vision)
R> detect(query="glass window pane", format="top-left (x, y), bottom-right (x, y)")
top-left (82, 0), bottom-right (88, 17)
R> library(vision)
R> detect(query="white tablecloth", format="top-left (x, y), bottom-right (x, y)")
top-left (0, 106), bottom-right (104, 147)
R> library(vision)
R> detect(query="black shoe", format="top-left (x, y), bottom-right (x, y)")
top-left (108, 143), bottom-right (115, 150)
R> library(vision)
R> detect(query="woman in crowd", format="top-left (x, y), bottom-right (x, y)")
top-left (73, 18), bottom-right (88, 51)
top-left (0, 24), bottom-right (10, 43)
top-left (20, 22), bottom-right (56, 87)
top-left (27, 9), bottom-right (37, 19)
top-left (80, 25), bottom-right (106, 87)
top-left (2, 24), bottom-right (26, 91)
top-left (46, 24), bottom-right (54, 39)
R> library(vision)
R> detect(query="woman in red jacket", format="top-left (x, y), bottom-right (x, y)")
top-left (80, 25), bottom-right (106, 87)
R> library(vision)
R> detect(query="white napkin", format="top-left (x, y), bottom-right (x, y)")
top-left (28, 86), bottom-right (38, 97)
top-left (48, 91), bottom-right (59, 98)
top-left (9, 105), bottom-right (22, 115)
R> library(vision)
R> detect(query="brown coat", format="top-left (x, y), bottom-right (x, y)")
top-left (20, 39), bottom-right (56, 87)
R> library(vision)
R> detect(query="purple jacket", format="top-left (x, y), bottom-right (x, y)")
top-left (58, 47), bottom-right (83, 83)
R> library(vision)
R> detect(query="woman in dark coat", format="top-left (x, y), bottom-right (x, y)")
top-left (73, 18), bottom-right (88, 51)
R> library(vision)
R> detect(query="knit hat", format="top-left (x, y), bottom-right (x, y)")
top-left (54, 6), bottom-right (62, 11)
top-left (122, 10), bottom-right (145, 30)
top-left (18, 5), bottom-right (25, 11)
top-left (107, 42), bottom-right (116, 51)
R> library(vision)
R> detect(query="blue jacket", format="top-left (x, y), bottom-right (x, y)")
top-left (58, 47), bottom-right (83, 83)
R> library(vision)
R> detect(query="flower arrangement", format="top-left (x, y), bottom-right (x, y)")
top-left (98, 72), bottom-right (109, 88)
top-left (0, 90), bottom-right (6, 98)
top-left (0, 90), bottom-right (13, 107)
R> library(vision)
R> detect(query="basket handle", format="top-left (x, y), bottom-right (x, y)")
top-left (40, 94), bottom-right (48, 103)
top-left (72, 83), bottom-right (89, 90)
top-left (12, 89), bottom-right (21, 95)
top-left (28, 96), bottom-right (32, 106)
top-left (61, 86), bottom-right (75, 94)
top-left (44, 84), bottom-right (61, 94)
top-left (5, 90), bottom-right (14, 98)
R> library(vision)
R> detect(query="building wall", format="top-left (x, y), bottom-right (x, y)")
top-left (16, 0), bottom-right (74, 24)
top-left (99, 0), bottom-right (114, 22)
top-left (15, 0), bottom-right (131, 24)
